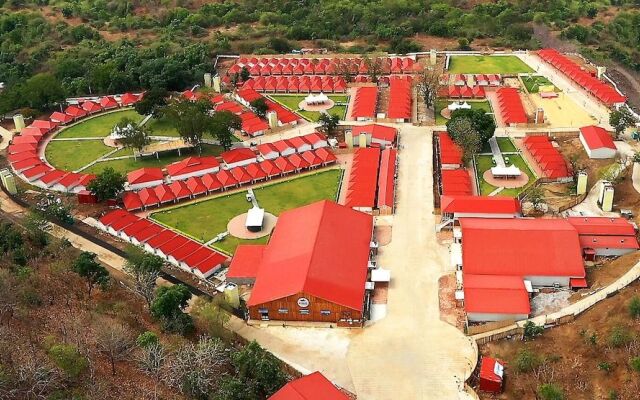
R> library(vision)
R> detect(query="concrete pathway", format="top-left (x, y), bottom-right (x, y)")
top-left (346, 125), bottom-right (477, 399)
top-left (488, 136), bottom-right (505, 167)
top-left (0, 126), bottom-right (14, 150)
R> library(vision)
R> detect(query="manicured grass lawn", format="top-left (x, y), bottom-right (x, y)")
top-left (45, 139), bottom-right (114, 171)
top-left (145, 116), bottom-right (180, 137)
top-left (55, 110), bottom-right (144, 139)
top-left (497, 137), bottom-right (517, 153)
top-left (435, 99), bottom-right (494, 126)
top-left (150, 169), bottom-right (342, 254)
top-left (475, 154), bottom-right (536, 197)
top-left (448, 55), bottom-right (534, 74)
top-left (270, 94), bottom-right (349, 122)
top-left (521, 75), bottom-right (558, 93)
top-left (85, 144), bottom-right (225, 175)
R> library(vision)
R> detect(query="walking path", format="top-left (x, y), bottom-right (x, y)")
top-left (0, 126), bottom-right (14, 150)
top-left (488, 136), bottom-right (505, 167)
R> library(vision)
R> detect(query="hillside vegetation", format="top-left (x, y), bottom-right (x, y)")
top-left (0, 1), bottom-right (639, 112)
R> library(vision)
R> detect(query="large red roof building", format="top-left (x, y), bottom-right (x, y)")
top-left (269, 372), bottom-right (350, 400)
top-left (230, 200), bottom-right (373, 326)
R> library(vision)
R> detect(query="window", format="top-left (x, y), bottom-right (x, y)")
top-left (258, 308), bottom-right (268, 313)
top-left (320, 310), bottom-right (331, 316)
top-left (278, 308), bottom-right (289, 314)
top-left (299, 309), bottom-right (310, 315)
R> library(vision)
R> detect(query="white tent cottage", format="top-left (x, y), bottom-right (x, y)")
top-left (304, 92), bottom-right (329, 106)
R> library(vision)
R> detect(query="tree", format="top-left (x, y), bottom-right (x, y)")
top-left (193, 297), bottom-right (230, 339)
top-left (630, 357), bottom-right (640, 373)
top-left (363, 54), bottom-right (384, 83)
top-left (448, 108), bottom-right (496, 145)
top-left (124, 246), bottom-right (164, 308)
top-left (514, 348), bottom-right (541, 373)
top-left (151, 284), bottom-right (194, 335)
top-left (446, 118), bottom-right (481, 164)
top-left (231, 341), bottom-right (287, 398)
top-left (250, 98), bottom-right (269, 119)
top-left (210, 110), bottom-right (241, 151)
top-left (240, 67), bottom-right (251, 83)
top-left (416, 66), bottom-right (440, 110)
top-left (629, 296), bottom-right (640, 319)
top-left (609, 108), bottom-right (636, 136)
top-left (87, 167), bottom-right (126, 201)
top-left (71, 251), bottom-right (109, 297)
top-left (114, 117), bottom-right (152, 153)
top-left (23, 73), bottom-right (65, 111)
top-left (163, 99), bottom-right (213, 147)
top-left (538, 383), bottom-right (565, 400)
top-left (523, 321), bottom-right (544, 340)
top-left (527, 186), bottom-right (546, 211)
top-left (318, 113), bottom-right (340, 137)
top-left (47, 343), bottom-right (88, 380)
top-left (215, 376), bottom-right (254, 400)
top-left (136, 331), bottom-right (159, 348)
top-left (134, 87), bottom-right (168, 117)
top-left (164, 336), bottom-right (228, 398)
top-left (95, 321), bottom-right (134, 376)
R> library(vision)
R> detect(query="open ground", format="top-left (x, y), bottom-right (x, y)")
top-left (448, 55), bottom-right (534, 74)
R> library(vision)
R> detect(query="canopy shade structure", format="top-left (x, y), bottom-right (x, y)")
top-left (490, 165), bottom-right (522, 177)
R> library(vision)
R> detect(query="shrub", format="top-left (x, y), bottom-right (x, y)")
top-left (523, 321), bottom-right (544, 340)
top-left (629, 296), bottom-right (640, 319)
top-left (630, 357), bottom-right (640, 373)
top-left (48, 344), bottom-right (88, 379)
top-left (514, 348), bottom-right (541, 373)
top-left (538, 383), bottom-right (564, 400)
top-left (597, 361), bottom-right (612, 373)
top-left (607, 326), bottom-right (631, 348)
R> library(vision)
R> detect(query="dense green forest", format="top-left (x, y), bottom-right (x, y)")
top-left (1, 0), bottom-right (640, 114)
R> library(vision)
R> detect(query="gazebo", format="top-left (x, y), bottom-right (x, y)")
top-left (304, 92), bottom-right (329, 106)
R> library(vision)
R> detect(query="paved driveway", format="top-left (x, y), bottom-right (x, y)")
top-left (346, 125), bottom-right (477, 399)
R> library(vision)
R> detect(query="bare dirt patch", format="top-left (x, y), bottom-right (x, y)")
top-left (439, 273), bottom-right (465, 330)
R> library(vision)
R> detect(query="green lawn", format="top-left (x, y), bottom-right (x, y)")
top-left (145, 116), bottom-right (180, 137)
top-left (497, 137), bottom-right (517, 153)
top-left (270, 94), bottom-right (349, 122)
top-left (521, 75), bottom-right (558, 93)
top-left (55, 110), bottom-right (144, 139)
top-left (475, 154), bottom-right (536, 197)
top-left (448, 55), bottom-right (534, 74)
top-left (45, 140), bottom-right (114, 171)
top-left (435, 99), bottom-right (494, 126)
top-left (85, 144), bottom-right (225, 175)
top-left (150, 169), bottom-right (342, 254)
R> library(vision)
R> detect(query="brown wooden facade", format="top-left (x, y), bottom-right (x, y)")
top-left (248, 291), bottom-right (364, 327)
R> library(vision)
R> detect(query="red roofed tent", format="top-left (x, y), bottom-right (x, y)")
top-left (100, 96), bottom-right (119, 110)
top-left (81, 101), bottom-right (102, 114)
top-left (49, 112), bottom-right (73, 125)
top-left (64, 105), bottom-right (88, 119)
top-left (122, 192), bottom-right (143, 211)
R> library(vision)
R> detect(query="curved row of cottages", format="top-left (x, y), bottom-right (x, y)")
top-left (8, 93), bottom-right (143, 193)
top-left (96, 209), bottom-right (227, 279)
top-left (241, 75), bottom-right (347, 93)
top-left (229, 56), bottom-right (418, 76)
top-left (441, 74), bottom-right (503, 87)
top-left (536, 48), bottom-right (626, 107)
top-left (122, 134), bottom-right (337, 211)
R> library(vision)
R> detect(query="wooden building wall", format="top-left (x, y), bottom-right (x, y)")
top-left (248, 291), bottom-right (363, 327)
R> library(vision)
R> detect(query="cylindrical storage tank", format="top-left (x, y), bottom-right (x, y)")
top-left (13, 114), bottom-right (25, 132)
top-left (224, 283), bottom-right (240, 308)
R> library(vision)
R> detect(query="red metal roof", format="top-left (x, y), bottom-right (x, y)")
top-left (100, 96), bottom-right (119, 108)
top-left (8, 151), bottom-right (38, 163)
top-left (56, 172), bottom-right (83, 188)
top-left (12, 157), bottom-right (42, 172)
top-left (120, 92), bottom-right (140, 106)
top-left (288, 135), bottom-right (310, 149)
top-left (192, 250), bottom-right (227, 275)
top-left (229, 166), bottom-right (252, 184)
top-left (109, 213), bottom-right (140, 232)
top-left (81, 101), bottom-right (102, 113)
top-left (50, 111), bottom-right (73, 123)
top-left (169, 180), bottom-right (192, 199)
top-left (351, 87), bottom-right (378, 118)
top-left (313, 148), bottom-right (337, 164)
top-left (157, 235), bottom-right (191, 256)
top-left (463, 274), bottom-right (530, 314)
top-left (377, 148), bottom-right (397, 209)
top-left (387, 77), bottom-right (412, 119)
top-left (30, 119), bottom-right (57, 131)
top-left (579, 235), bottom-right (640, 250)
top-left (523, 136), bottom-right (570, 179)
top-left (257, 143), bottom-right (278, 156)
top-left (146, 230), bottom-right (179, 249)
top-left (579, 125), bottom-right (616, 150)
top-left (245, 163), bottom-right (268, 180)
top-left (121, 219), bottom-right (154, 238)
top-left (8, 143), bottom-right (37, 154)
top-left (227, 245), bottom-right (266, 279)
top-left (39, 170), bottom-right (67, 185)
top-left (352, 124), bottom-right (397, 144)
top-left (345, 148), bottom-right (380, 209)
top-left (496, 88), bottom-right (527, 124)
top-left (166, 156), bottom-right (220, 177)
top-left (64, 105), bottom-right (88, 118)
top-left (154, 184), bottom-right (176, 204)
top-left (22, 164), bottom-right (52, 179)
top-left (138, 187), bottom-right (160, 207)
top-left (201, 173), bottom-right (223, 191)
top-left (286, 153), bottom-right (310, 170)
top-left (220, 148), bottom-right (256, 164)
top-left (567, 216), bottom-right (636, 236)
top-left (460, 218), bottom-right (585, 278)
top-left (122, 192), bottom-right (143, 211)
top-left (438, 132), bottom-right (463, 165)
top-left (99, 209), bottom-right (129, 226)
top-left (169, 240), bottom-right (203, 262)
top-left (479, 357), bottom-right (504, 384)
top-left (272, 140), bottom-right (294, 153)
top-left (131, 225), bottom-right (164, 243)
top-left (259, 159), bottom-right (281, 177)
top-left (127, 168), bottom-right (163, 185)
top-left (440, 169), bottom-right (472, 196)
top-left (216, 169), bottom-right (239, 187)
top-left (440, 195), bottom-right (521, 215)
top-left (302, 132), bottom-right (327, 145)
top-left (269, 371), bottom-right (349, 400)
top-left (274, 156), bottom-right (296, 173)
top-left (248, 201), bottom-right (372, 310)
top-left (185, 176), bottom-right (207, 196)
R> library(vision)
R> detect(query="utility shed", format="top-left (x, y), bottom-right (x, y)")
top-left (579, 125), bottom-right (617, 159)
top-left (479, 357), bottom-right (504, 393)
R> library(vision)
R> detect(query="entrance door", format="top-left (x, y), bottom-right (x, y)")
top-left (259, 309), bottom-right (269, 321)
